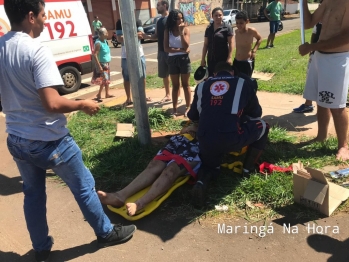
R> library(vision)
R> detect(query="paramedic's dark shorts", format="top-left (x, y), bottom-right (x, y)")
top-left (158, 51), bottom-right (169, 78)
top-left (168, 54), bottom-right (191, 75)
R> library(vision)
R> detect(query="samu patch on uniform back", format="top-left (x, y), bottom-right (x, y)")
top-left (210, 81), bottom-right (229, 96)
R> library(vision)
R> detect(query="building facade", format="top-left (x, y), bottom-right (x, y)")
top-left (81, 0), bottom-right (156, 37)
top-left (82, 0), bottom-right (223, 37)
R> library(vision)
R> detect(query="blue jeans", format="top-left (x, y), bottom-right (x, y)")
top-left (121, 56), bottom-right (146, 81)
top-left (269, 20), bottom-right (280, 34)
top-left (7, 133), bottom-right (113, 251)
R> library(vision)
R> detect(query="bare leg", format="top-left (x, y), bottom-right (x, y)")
top-left (331, 108), bottom-right (349, 161)
top-left (178, 88), bottom-right (182, 102)
top-left (104, 84), bottom-right (113, 98)
top-left (298, 105), bottom-right (330, 147)
top-left (124, 80), bottom-right (132, 103)
top-left (170, 74), bottom-right (180, 114)
top-left (96, 84), bottom-right (104, 99)
top-left (126, 161), bottom-right (199, 216)
top-left (270, 33), bottom-right (276, 46)
top-left (316, 105), bottom-right (331, 142)
top-left (304, 99), bottom-right (313, 106)
top-left (181, 73), bottom-right (191, 116)
top-left (163, 76), bottom-right (171, 99)
top-left (98, 160), bottom-right (166, 207)
top-left (266, 34), bottom-right (272, 47)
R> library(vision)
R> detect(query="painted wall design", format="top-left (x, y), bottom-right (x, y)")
top-left (178, 1), bottom-right (211, 25)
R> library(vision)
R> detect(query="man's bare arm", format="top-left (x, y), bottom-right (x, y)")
top-left (251, 28), bottom-right (262, 53)
top-left (299, 7), bottom-right (349, 55)
top-left (227, 35), bottom-right (234, 64)
top-left (302, 0), bottom-right (326, 29)
top-left (38, 87), bottom-right (100, 116)
top-left (143, 23), bottom-right (158, 40)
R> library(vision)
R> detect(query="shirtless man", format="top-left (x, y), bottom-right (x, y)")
top-left (233, 11), bottom-right (262, 77)
top-left (98, 130), bottom-right (200, 216)
top-left (298, 0), bottom-right (349, 161)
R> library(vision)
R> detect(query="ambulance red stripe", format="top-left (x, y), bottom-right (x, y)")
top-left (56, 54), bottom-right (91, 67)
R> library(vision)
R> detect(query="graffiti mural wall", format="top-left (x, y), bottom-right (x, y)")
top-left (177, 0), bottom-right (222, 25)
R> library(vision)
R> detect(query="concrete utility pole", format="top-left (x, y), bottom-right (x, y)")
top-left (170, 0), bottom-right (175, 11)
top-left (118, 0), bottom-right (152, 145)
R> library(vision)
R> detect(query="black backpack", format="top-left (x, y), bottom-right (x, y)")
top-left (313, 23), bottom-right (322, 43)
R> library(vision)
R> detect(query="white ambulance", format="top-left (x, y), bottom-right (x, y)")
top-left (0, 0), bottom-right (94, 94)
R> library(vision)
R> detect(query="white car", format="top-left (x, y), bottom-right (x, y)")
top-left (210, 9), bottom-right (239, 25)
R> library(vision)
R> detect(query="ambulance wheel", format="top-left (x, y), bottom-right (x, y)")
top-left (59, 66), bottom-right (81, 94)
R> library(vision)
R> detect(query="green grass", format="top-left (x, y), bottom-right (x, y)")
top-left (68, 106), bottom-right (183, 189)
top-left (66, 29), bottom-right (349, 222)
top-left (67, 106), bottom-right (349, 222)
top-left (254, 29), bottom-right (313, 94)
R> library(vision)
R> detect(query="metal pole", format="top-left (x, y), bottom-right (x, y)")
top-left (118, 0), bottom-right (152, 145)
top-left (300, 0), bottom-right (305, 44)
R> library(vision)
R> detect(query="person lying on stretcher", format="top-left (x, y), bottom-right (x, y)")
top-left (97, 126), bottom-right (200, 216)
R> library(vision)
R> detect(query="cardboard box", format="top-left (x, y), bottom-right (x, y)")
top-left (115, 123), bottom-right (134, 138)
top-left (293, 162), bottom-right (349, 216)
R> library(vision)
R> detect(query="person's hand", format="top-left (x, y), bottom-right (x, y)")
top-left (180, 124), bottom-right (198, 134)
top-left (250, 51), bottom-right (256, 60)
top-left (201, 59), bottom-right (206, 67)
top-left (142, 32), bottom-right (148, 39)
top-left (185, 48), bottom-right (190, 53)
top-left (226, 57), bottom-right (232, 65)
top-left (179, 22), bottom-right (187, 35)
top-left (299, 42), bottom-right (312, 56)
top-left (81, 100), bottom-right (100, 116)
top-left (137, 31), bottom-right (143, 40)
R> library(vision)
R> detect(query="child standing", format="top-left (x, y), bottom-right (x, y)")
top-left (233, 11), bottom-right (262, 77)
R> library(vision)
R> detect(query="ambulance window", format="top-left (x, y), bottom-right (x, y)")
top-left (143, 18), bottom-right (153, 26)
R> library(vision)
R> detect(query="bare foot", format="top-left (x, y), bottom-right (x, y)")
top-left (97, 191), bottom-right (124, 207)
top-left (184, 106), bottom-right (190, 118)
top-left (126, 201), bottom-right (144, 216)
top-left (105, 95), bottom-right (115, 98)
top-left (336, 147), bottom-right (349, 161)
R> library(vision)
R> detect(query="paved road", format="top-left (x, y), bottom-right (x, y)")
top-left (75, 17), bottom-right (302, 95)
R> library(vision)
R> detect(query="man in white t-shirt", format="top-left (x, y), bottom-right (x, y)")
top-left (0, 1), bottom-right (136, 261)
top-left (116, 18), bottom-right (151, 106)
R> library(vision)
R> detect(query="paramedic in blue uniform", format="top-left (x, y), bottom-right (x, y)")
top-left (186, 61), bottom-right (270, 206)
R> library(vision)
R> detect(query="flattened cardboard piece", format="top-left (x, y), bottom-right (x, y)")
top-left (303, 180), bottom-right (328, 205)
top-left (328, 183), bottom-right (349, 201)
top-left (293, 162), bottom-right (349, 216)
top-left (115, 123), bottom-right (134, 137)
top-left (252, 71), bottom-right (275, 81)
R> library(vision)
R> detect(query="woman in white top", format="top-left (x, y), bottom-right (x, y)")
top-left (164, 10), bottom-right (191, 117)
